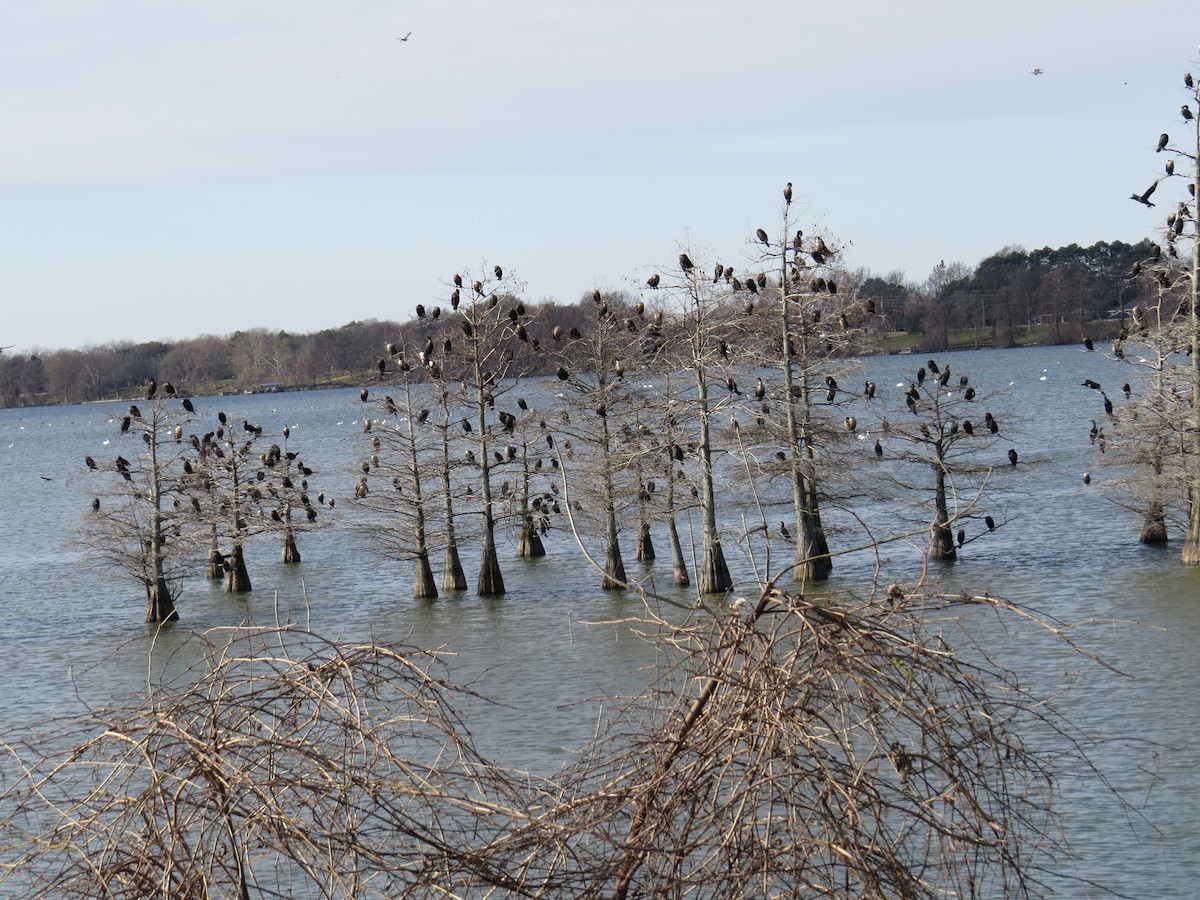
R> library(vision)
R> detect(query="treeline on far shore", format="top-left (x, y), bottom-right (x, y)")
top-left (0, 237), bottom-right (1152, 409)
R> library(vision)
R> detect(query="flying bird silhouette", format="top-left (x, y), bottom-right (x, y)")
top-left (1030, 67), bottom-right (1044, 76)
top-left (397, 32), bottom-right (412, 41)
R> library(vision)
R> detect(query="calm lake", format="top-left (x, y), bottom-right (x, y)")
top-left (0, 344), bottom-right (1196, 897)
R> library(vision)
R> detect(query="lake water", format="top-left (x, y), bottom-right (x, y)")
top-left (0, 344), bottom-right (1196, 897)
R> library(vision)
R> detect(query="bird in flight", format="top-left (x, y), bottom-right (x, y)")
top-left (397, 32), bottom-right (412, 41)
top-left (1030, 67), bottom-right (1044, 76)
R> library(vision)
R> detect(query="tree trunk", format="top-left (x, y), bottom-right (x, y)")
top-left (517, 516), bottom-right (545, 557)
top-left (412, 552), bottom-right (438, 599)
top-left (477, 531), bottom-right (506, 595)
top-left (144, 576), bottom-right (178, 624)
top-left (929, 470), bottom-right (957, 560)
top-left (1141, 499), bottom-right (1169, 544)
top-left (442, 541), bottom-right (467, 591)
top-left (667, 515), bottom-right (690, 586)
top-left (224, 543), bottom-right (252, 593)
top-left (281, 529), bottom-right (300, 563)
top-left (636, 522), bottom-right (655, 561)
top-left (603, 519), bottom-right (627, 590)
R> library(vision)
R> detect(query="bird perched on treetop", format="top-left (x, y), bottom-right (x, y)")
top-left (1157, 133), bottom-right (1170, 152)
top-left (783, 182), bottom-right (792, 204)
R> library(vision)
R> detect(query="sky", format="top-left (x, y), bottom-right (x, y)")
top-left (1, 1), bottom-right (1195, 353)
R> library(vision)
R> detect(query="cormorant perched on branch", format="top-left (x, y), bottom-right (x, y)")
top-left (1008, 448), bottom-right (1019, 466)
top-left (1157, 133), bottom-right (1169, 152)
top-left (755, 228), bottom-right (769, 246)
top-left (783, 182), bottom-right (792, 205)
top-left (646, 273), bottom-right (660, 289)
top-left (679, 253), bottom-right (694, 272)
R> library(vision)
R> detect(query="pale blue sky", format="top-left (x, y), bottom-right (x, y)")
top-left (1, 1), bottom-right (1192, 352)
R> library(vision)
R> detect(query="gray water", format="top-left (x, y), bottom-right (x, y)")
top-left (0, 345), bottom-right (1196, 897)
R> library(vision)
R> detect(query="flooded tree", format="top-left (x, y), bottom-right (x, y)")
top-left (355, 374), bottom-right (441, 600)
top-left (1128, 67), bottom-right (1200, 564)
top-left (745, 188), bottom-right (867, 581)
top-left (651, 250), bottom-right (737, 594)
top-left (81, 384), bottom-right (201, 622)
top-left (550, 290), bottom-right (643, 589)
top-left (440, 265), bottom-right (534, 596)
top-left (875, 360), bottom-right (1008, 560)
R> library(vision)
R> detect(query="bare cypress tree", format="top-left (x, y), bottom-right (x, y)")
top-left (81, 384), bottom-right (201, 622)
top-left (550, 289), bottom-right (643, 589)
top-left (651, 251), bottom-right (735, 594)
top-left (1129, 67), bottom-right (1200, 563)
top-left (354, 374), bottom-right (439, 600)
top-left (746, 191), bottom-right (867, 581)
top-left (876, 360), bottom-right (1008, 560)
top-left (440, 265), bottom-right (531, 596)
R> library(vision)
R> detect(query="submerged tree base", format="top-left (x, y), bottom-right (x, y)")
top-left (517, 521), bottom-right (546, 558)
top-left (413, 553), bottom-right (438, 600)
top-left (224, 544), bottom-right (252, 593)
top-left (636, 524), bottom-right (655, 561)
top-left (144, 578), bottom-right (178, 624)
top-left (698, 540), bottom-right (733, 594)
top-left (282, 532), bottom-right (301, 564)
top-left (442, 543), bottom-right (467, 592)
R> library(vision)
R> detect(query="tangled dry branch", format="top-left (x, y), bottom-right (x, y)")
top-left (0, 587), bottom-right (1117, 898)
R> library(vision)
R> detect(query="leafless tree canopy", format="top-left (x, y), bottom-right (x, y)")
top-left (0, 582), bottom-right (1108, 898)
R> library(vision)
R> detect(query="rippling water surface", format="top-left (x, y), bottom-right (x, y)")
top-left (1, 345), bottom-right (1197, 897)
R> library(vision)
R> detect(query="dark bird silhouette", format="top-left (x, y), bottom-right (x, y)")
top-left (984, 412), bottom-right (998, 434)
top-left (780, 521), bottom-right (791, 540)
top-left (1082, 379), bottom-right (1101, 390)
top-left (360, 388), bottom-right (369, 402)
top-left (917, 367), bottom-right (926, 384)
top-left (120, 416), bottom-right (131, 433)
top-left (415, 304), bottom-right (426, 318)
top-left (1183, 105), bottom-right (1194, 122)
top-left (494, 264), bottom-right (503, 278)
top-left (1130, 182), bottom-right (1157, 207)
top-left (845, 416), bottom-right (857, 432)
top-left (1157, 133), bottom-right (1170, 152)
top-left (864, 380), bottom-right (876, 399)
top-left (85, 455), bottom-right (97, 470)
top-left (377, 358), bottom-right (386, 376)
top-left (128, 405), bottom-right (141, 418)
top-left (963, 420), bottom-right (974, 435)
top-left (679, 253), bottom-right (694, 272)
top-left (874, 440), bottom-right (883, 457)
top-left (1083, 473), bottom-right (1092, 485)
top-left (145, 379), bottom-right (156, 399)
top-left (957, 528), bottom-right (965, 547)
top-left (182, 398), bottom-right (195, 413)
top-left (985, 515), bottom-right (996, 532)
top-left (1008, 447), bottom-right (1018, 466)
top-left (1103, 393), bottom-right (1114, 415)
top-left (755, 228), bottom-right (769, 246)
top-left (963, 386), bottom-right (976, 402)
top-left (1123, 383), bottom-right (1131, 396)
top-left (783, 182), bottom-right (792, 205)
top-left (397, 31), bottom-right (412, 41)
top-left (755, 378), bottom-right (766, 401)
top-left (646, 273), bottom-right (660, 288)
top-left (726, 376), bottom-right (740, 395)
top-left (163, 382), bottom-right (176, 397)
top-left (927, 359), bottom-right (940, 375)
top-left (453, 273), bottom-right (463, 288)
top-left (92, 497), bottom-right (100, 511)
top-left (1166, 158), bottom-right (1176, 176)
top-left (1188, 72), bottom-right (1196, 88)
top-left (556, 366), bottom-right (569, 381)
top-left (1083, 337), bottom-right (1095, 351)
